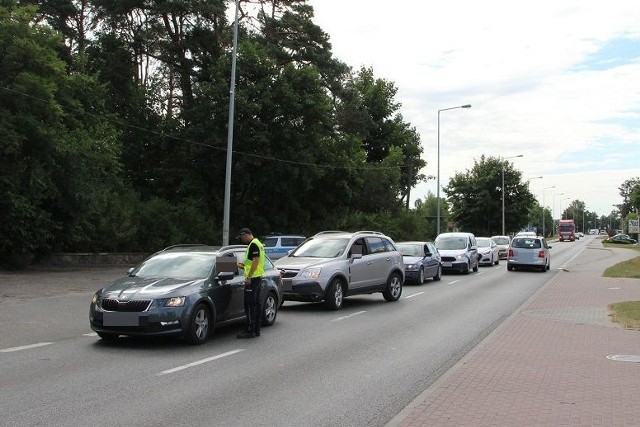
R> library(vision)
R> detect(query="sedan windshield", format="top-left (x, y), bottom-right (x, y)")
top-left (493, 237), bottom-right (509, 245)
top-left (132, 253), bottom-right (214, 279)
top-left (435, 237), bottom-right (466, 250)
top-left (292, 238), bottom-right (349, 258)
top-left (476, 238), bottom-right (491, 247)
top-left (397, 244), bottom-right (422, 257)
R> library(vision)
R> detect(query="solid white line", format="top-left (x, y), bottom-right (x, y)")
top-left (448, 280), bottom-right (460, 285)
top-left (332, 311), bottom-right (367, 322)
top-left (1, 342), bottom-right (53, 353)
top-left (403, 292), bottom-right (425, 299)
top-left (157, 349), bottom-right (245, 376)
top-left (83, 333), bottom-right (98, 337)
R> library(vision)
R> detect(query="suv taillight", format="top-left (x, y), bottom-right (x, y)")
top-left (538, 250), bottom-right (545, 258)
top-left (508, 249), bottom-right (514, 258)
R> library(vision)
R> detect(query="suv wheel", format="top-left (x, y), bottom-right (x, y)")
top-left (324, 279), bottom-right (344, 310)
top-left (382, 272), bottom-right (402, 302)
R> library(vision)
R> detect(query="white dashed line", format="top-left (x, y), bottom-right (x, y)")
top-left (157, 349), bottom-right (245, 376)
top-left (83, 333), bottom-right (98, 337)
top-left (448, 280), bottom-right (460, 285)
top-left (403, 292), bottom-right (424, 299)
top-left (1, 342), bottom-right (53, 353)
top-left (332, 311), bottom-right (366, 322)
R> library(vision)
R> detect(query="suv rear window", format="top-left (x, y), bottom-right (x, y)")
top-left (511, 238), bottom-right (541, 249)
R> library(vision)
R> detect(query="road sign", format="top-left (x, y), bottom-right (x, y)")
top-left (629, 220), bottom-right (639, 234)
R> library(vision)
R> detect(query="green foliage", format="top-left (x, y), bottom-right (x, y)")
top-left (0, 1), bottom-right (428, 268)
top-left (443, 155), bottom-right (536, 236)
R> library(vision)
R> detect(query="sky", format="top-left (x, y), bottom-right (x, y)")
top-left (308, 0), bottom-right (640, 218)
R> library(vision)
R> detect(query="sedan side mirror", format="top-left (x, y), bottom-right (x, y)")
top-left (216, 271), bottom-right (235, 283)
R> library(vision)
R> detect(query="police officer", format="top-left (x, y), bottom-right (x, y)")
top-left (236, 227), bottom-right (266, 339)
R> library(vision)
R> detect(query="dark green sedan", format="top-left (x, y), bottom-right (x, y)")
top-left (90, 244), bottom-right (283, 344)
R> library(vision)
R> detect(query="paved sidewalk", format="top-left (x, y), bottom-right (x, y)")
top-left (388, 243), bottom-right (640, 426)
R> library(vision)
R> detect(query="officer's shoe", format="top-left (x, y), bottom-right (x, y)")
top-left (255, 331), bottom-right (261, 337)
top-left (237, 331), bottom-right (256, 339)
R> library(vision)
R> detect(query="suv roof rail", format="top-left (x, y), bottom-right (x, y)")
top-left (314, 230), bottom-right (349, 235)
top-left (353, 230), bottom-right (385, 236)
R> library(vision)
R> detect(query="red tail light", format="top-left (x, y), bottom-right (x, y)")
top-left (538, 250), bottom-right (545, 258)
top-left (508, 249), bottom-right (514, 258)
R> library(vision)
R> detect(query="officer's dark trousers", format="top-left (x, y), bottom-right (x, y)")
top-left (243, 278), bottom-right (262, 334)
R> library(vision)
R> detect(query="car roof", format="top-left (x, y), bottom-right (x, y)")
top-left (313, 230), bottom-right (388, 238)
top-left (396, 241), bottom-right (432, 245)
top-left (157, 244), bottom-right (246, 255)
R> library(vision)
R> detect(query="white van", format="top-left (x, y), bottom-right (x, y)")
top-left (434, 232), bottom-right (479, 274)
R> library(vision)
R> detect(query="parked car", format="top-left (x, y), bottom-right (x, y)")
top-left (396, 241), bottom-right (441, 284)
top-left (434, 232), bottom-right (479, 274)
top-left (261, 233), bottom-right (306, 260)
top-left (491, 235), bottom-right (511, 259)
top-left (89, 244), bottom-right (283, 344)
top-left (507, 236), bottom-right (551, 272)
top-left (476, 237), bottom-right (500, 266)
top-left (273, 231), bottom-right (404, 310)
top-left (606, 234), bottom-right (637, 244)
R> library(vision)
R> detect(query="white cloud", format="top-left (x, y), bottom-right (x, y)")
top-left (309, 0), bottom-right (640, 215)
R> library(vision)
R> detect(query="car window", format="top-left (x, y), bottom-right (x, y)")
top-left (365, 237), bottom-right (386, 254)
top-left (133, 252), bottom-right (214, 280)
top-left (382, 238), bottom-right (397, 252)
top-left (397, 244), bottom-right (421, 257)
top-left (281, 238), bottom-right (300, 246)
top-left (262, 237), bottom-right (278, 247)
top-left (435, 237), bottom-right (467, 250)
top-left (511, 238), bottom-right (541, 249)
top-left (292, 237), bottom-right (349, 258)
top-left (477, 238), bottom-right (491, 247)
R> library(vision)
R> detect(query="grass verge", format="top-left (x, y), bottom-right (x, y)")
top-left (603, 243), bottom-right (640, 329)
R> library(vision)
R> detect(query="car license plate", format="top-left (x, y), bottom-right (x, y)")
top-left (103, 312), bottom-right (140, 327)
top-left (442, 262), bottom-right (452, 268)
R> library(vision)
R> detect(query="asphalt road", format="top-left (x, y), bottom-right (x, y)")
top-left (0, 237), bottom-right (593, 426)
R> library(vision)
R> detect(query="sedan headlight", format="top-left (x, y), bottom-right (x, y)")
top-left (405, 263), bottom-right (417, 270)
top-left (301, 267), bottom-right (321, 280)
top-left (91, 292), bottom-right (100, 304)
top-left (164, 297), bottom-right (186, 307)
top-left (456, 254), bottom-right (466, 260)
top-left (481, 249), bottom-right (491, 255)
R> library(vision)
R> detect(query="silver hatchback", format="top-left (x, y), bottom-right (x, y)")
top-left (507, 236), bottom-right (551, 272)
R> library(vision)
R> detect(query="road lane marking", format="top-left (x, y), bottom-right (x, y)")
top-left (157, 349), bottom-right (245, 376)
top-left (332, 311), bottom-right (366, 322)
top-left (447, 280), bottom-right (460, 285)
top-left (83, 333), bottom-right (98, 337)
top-left (1, 342), bottom-right (53, 353)
top-left (403, 292), bottom-right (424, 299)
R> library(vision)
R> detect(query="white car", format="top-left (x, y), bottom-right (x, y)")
top-left (476, 237), bottom-right (500, 266)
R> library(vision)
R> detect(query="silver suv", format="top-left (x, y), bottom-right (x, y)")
top-left (273, 231), bottom-right (405, 309)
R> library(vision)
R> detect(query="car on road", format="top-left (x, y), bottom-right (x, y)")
top-left (396, 241), bottom-right (441, 284)
top-left (89, 244), bottom-right (283, 344)
top-left (491, 235), bottom-right (511, 259)
top-left (507, 236), bottom-right (551, 272)
top-left (434, 232), bottom-right (479, 274)
top-left (476, 237), bottom-right (500, 266)
top-left (606, 234), bottom-right (637, 244)
top-left (273, 230), bottom-right (404, 310)
top-left (261, 233), bottom-right (306, 260)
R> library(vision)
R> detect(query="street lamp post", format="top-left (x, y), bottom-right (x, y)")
top-left (436, 104), bottom-right (471, 235)
top-left (542, 185), bottom-right (555, 237)
top-left (552, 192), bottom-right (565, 237)
top-left (501, 154), bottom-right (523, 236)
top-left (560, 197), bottom-right (570, 220)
